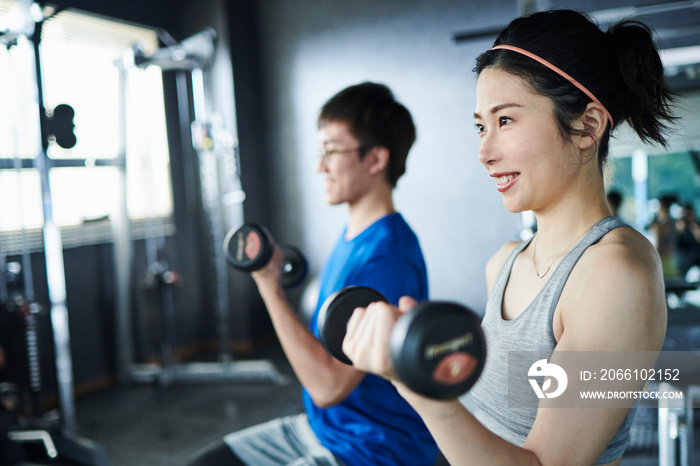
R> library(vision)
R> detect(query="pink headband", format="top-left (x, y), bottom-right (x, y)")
top-left (492, 45), bottom-right (613, 128)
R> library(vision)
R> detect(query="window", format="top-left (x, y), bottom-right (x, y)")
top-left (0, 3), bottom-right (172, 251)
top-left (606, 150), bottom-right (700, 230)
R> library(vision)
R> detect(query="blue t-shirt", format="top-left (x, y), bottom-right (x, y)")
top-left (306, 213), bottom-right (437, 466)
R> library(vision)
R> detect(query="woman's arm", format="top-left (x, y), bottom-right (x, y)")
top-left (344, 231), bottom-right (667, 465)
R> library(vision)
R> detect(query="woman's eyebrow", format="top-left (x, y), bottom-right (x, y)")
top-left (473, 103), bottom-right (523, 120)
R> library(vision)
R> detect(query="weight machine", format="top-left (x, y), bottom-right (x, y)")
top-left (0, 0), bottom-right (109, 464)
top-left (115, 27), bottom-right (287, 386)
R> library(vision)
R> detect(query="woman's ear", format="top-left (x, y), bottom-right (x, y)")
top-left (578, 102), bottom-right (608, 150)
top-left (366, 146), bottom-right (390, 175)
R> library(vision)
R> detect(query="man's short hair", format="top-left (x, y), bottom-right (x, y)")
top-left (318, 82), bottom-right (416, 188)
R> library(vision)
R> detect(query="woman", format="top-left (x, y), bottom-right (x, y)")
top-left (342, 9), bottom-right (675, 466)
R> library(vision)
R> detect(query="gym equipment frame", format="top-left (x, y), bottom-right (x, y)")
top-left (0, 1), bottom-right (110, 464)
top-left (115, 28), bottom-right (288, 387)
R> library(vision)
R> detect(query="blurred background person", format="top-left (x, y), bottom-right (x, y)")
top-left (648, 193), bottom-right (680, 278)
top-left (676, 202), bottom-right (700, 279)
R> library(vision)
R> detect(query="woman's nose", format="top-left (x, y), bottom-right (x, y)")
top-left (478, 132), bottom-right (497, 166)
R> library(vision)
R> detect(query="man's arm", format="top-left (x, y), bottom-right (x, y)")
top-left (253, 246), bottom-right (365, 408)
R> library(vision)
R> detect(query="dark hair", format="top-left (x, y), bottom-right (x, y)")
top-left (606, 190), bottom-right (622, 209)
top-left (318, 82), bottom-right (416, 187)
top-left (683, 202), bottom-right (695, 211)
top-left (659, 193), bottom-right (678, 209)
top-left (474, 9), bottom-right (676, 170)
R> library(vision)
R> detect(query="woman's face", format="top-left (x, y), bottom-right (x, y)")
top-left (474, 67), bottom-right (581, 214)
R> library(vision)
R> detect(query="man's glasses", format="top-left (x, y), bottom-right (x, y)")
top-left (317, 146), bottom-right (363, 164)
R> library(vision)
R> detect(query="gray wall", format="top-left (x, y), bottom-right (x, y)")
top-left (249, 0), bottom-right (524, 313)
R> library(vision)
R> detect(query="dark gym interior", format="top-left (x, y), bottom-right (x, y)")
top-left (0, 0), bottom-right (699, 465)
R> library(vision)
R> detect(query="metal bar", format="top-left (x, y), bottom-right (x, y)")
top-left (658, 384), bottom-right (676, 465)
top-left (0, 239), bottom-right (6, 303)
top-left (0, 158), bottom-right (33, 169)
top-left (31, 20), bottom-right (77, 433)
top-left (8, 430), bottom-right (58, 458)
top-left (3, 43), bottom-right (35, 303)
top-left (113, 52), bottom-right (134, 384)
top-left (658, 382), bottom-right (687, 466)
top-left (14, 156), bottom-right (35, 302)
top-left (130, 361), bottom-right (289, 385)
top-left (191, 66), bottom-right (233, 364)
top-left (0, 158), bottom-right (121, 169)
top-left (687, 385), bottom-right (699, 466)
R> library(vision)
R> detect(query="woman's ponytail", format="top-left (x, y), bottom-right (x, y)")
top-left (608, 20), bottom-right (677, 147)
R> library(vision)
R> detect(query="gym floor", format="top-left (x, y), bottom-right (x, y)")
top-left (15, 344), bottom-right (675, 465)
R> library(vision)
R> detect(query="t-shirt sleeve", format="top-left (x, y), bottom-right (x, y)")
top-left (346, 253), bottom-right (427, 305)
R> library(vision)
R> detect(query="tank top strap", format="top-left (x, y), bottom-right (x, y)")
top-left (543, 216), bottom-right (628, 310)
top-left (490, 236), bottom-right (534, 302)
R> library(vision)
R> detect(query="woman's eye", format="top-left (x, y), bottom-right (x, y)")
top-left (498, 116), bottom-right (512, 127)
top-left (475, 124), bottom-right (485, 134)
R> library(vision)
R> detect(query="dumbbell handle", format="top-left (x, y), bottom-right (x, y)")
top-left (390, 300), bottom-right (485, 399)
top-left (318, 286), bottom-right (486, 399)
top-left (342, 299), bottom-right (480, 385)
top-left (223, 224), bottom-right (308, 288)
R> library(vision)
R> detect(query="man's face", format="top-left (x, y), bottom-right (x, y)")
top-left (317, 121), bottom-right (374, 206)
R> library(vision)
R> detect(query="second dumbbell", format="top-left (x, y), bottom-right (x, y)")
top-left (223, 223), bottom-right (308, 288)
top-left (317, 286), bottom-right (486, 400)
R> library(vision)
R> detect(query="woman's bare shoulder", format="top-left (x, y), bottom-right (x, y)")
top-left (485, 240), bottom-right (522, 289)
top-left (589, 226), bottom-right (661, 271)
top-left (562, 226), bottom-right (666, 351)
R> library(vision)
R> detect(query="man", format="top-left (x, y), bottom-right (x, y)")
top-left (188, 82), bottom-right (437, 466)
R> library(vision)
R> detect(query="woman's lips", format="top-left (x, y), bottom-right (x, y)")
top-left (493, 172), bottom-right (520, 193)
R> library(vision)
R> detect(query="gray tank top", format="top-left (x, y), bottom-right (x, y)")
top-left (471, 216), bottom-right (635, 464)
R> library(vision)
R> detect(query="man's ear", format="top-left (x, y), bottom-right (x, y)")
top-left (366, 146), bottom-right (390, 175)
top-left (578, 102), bottom-right (608, 150)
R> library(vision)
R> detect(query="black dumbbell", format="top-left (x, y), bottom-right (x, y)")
top-left (317, 286), bottom-right (486, 400)
top-left (223, 223), bottom-right (308, 288)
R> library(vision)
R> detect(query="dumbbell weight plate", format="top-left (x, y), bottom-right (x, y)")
top-left (223, 224), bottom-right (273, 272)
top-left (317, 286), bottom-right (389, 364)
top-left (279, 244), bottom-right (308, 288)
top-left (391, 302), bottom-right (486, 400)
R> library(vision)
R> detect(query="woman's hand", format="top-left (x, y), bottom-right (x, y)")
top-left (342, 296), bottom-right (418, 378)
